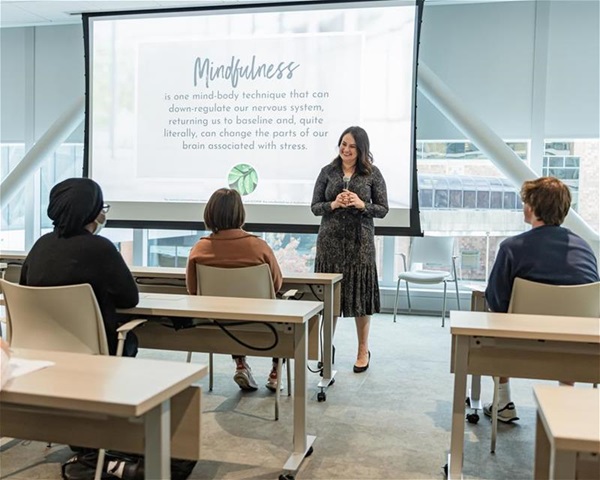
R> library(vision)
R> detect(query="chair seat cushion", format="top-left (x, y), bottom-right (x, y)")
top-left (398, 269), bottom-right (450, 284)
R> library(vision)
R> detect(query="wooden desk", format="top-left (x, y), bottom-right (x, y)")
top-left (0, 348), bottom-right (207, 480)
top-left (467, 284), bottom-right (486, 312)
top-left (533, 386), bottom-right (600, 480)
top-left (0, 252), bottom-right (26, 263)
top-left (118, 292), bottom-right (323, 474)
top-left (129, 266), bottom-right (341, 395)
top-left (448, 311), bottom-right (600, 479)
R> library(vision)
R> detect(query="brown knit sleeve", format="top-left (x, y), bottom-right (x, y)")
top-left (186, 241), bottom-right (204, 295)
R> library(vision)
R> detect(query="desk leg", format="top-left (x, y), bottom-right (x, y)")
top-left (534, 412), bottom-right (550, 479)
top-left (449, 335), bottom-right (469, 480)
top-left (468, 375), bottom-right (482, 412)
top-left (283, 321), bottom-right (316, 472)
top-left (145, 400), bottom-right (171, 480)
top-left (318, 282), bottom-right (337, 389)
top-left (550, 450), bottom-right (577, 480)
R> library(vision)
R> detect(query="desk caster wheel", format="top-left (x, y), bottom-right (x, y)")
top-left (442, 463), bottom-right (448, 477)
top-left (466, 412), bottom-right (480, 424)
top-left (317, 391), bottom-right (326, 402)
top-left (279, 475), bottom-right (294, 480)
top-left (306, 446), bottom-right (314, 457)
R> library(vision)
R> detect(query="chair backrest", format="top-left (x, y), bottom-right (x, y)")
top-left (196, 264), bottom-right (276, 299)
top-left (0, 279), bottom-right (110, 355)
top-left (2, 264), bottom-right (22, 283)
top-left (409, 236), bottom-right (455, 270)
top-left (136, 278), bottom-right (188, 295)
top-left (508, 277), bottom-right (600, 317)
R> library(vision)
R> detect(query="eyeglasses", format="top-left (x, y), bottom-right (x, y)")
top-left (101, 204), bottom-right (111, 214)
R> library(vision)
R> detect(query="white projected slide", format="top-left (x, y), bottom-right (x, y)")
top-left (86, 0), bottom-right (419, 229)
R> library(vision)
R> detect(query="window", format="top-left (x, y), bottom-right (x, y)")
top-left (1, 144), bottom-right (26, 230)
top-left (413, 140), bottom-right (529, 282)
top-left (1, 143), bottom-right (84, 250)
top-left (542, 140), bottom-right (587, 214)
top-left (4, 138), bottom-right (597, 294)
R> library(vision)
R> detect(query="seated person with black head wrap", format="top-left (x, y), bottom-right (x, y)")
top-left (20, 178), bottom-right (139, 357)
top-left (23, 180), bottom-right (194, 479)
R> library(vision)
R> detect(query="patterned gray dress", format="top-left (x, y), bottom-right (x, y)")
top-left (311, 161), bottom-right (389, 317)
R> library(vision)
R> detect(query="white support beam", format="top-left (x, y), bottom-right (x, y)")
top-left (0, 96), bottom-right (84, 210)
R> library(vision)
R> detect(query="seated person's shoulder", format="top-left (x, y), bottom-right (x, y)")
top-left (503, 228), bottom-right (540, 248)
top-left (246, 233), bottom-right (269, 246)
top-left (88, 234), bottom-right (124, 256)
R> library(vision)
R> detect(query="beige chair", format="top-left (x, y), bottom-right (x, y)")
top-left (189, 263), bottom-right (293, 421)
top-left (489, 277), bottom-right (600, 452)
top-left (2, 264), bottom-right (22, 283)
top-left (0, 279), bottom-right (146, 480)
top-left (0, 264), bottom-right (22, 330)
top-left (393, 236), bottom-right (461, 327)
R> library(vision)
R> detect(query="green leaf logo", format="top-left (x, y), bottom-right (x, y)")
top-left (228, 164), bottom-right (258, 196)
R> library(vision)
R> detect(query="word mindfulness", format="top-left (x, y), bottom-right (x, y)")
top-left (194, 55), bottom-right (300, 88)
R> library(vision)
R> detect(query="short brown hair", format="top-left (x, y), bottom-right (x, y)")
top-left (203, 188), bottom-right (245, 233)
top-left (520, 176), bottom-right (571, 226)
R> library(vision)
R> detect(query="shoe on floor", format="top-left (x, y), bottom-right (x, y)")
top-left (483, 401), bottom-right (519, 423)
top-left (233, 366), bottom-right (258, 391)
top-left (265, 368), bottom-right (283, 392)
top-left (353, 351), bottom-right (371, 373)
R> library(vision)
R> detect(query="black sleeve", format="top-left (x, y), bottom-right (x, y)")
top-left (18, 259), bottom-right (29, 285)
top-left (311, 166), bottom-right (334, 216)
top-left (484, 242), bottom-right (512, 313)
top-left (99, 239), bottom-right (139, 308)
top-left (362, 167), bottom-right (389, 219)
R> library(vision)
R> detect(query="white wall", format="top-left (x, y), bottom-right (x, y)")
top-left (1, 1), bottom-right (598, 144)
top-left (1, 28), bottom-right (28, 142)
top-left (0, 24), bottom-right (84, 143)
top-left (545, 0), bottom-right (599, 138)
top-left (418, 1), bottom-right (536, 139)
top-left (417, 0), bottom-right (599, 140)
top-left (34, 25), bottom-right (85, 141)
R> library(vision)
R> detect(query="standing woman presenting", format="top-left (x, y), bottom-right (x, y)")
top-left (311, 126), bottom-right (389, 372)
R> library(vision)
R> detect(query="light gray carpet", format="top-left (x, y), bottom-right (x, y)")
top-left (0, 313), bottom-right (559, 479)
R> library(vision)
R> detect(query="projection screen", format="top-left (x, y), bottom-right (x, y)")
top-left (83, 0), bottom-right (423, 234)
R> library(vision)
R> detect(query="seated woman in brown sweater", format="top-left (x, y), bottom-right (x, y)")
top-left (185, 188), bottom-right (283, 392)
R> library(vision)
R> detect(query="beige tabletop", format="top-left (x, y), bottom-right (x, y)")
top-left (450, 310), bottom-right (600, 343)
top-left (127, 265), bottom-right (339, 391)
top-left (0, 252), bottom-right (26, 261)
top-left (129, 265), bottom-right (342, 285)
top-left (0, 348), bottom-right (207, 417)
top-left (533, 386), bottom-right (600, 453)
top-left (120, 292), bottom-right (323, 324)
top-left (448, 310), bottom-right (600, 480)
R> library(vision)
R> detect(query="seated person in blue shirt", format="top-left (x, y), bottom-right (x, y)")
top-left (484, 176), bottom-right (599, 422)
top-left (20, 178), bottom-right (139, 357)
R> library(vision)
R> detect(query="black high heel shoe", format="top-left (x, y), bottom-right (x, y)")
top-left (353, 351), bottom-right (370, 373)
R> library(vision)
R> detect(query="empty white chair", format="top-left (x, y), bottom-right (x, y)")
top-left (393, 236), bottom-right (461, 327)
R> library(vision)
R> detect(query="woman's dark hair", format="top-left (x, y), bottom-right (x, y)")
top-left (203, 188), bottom-right (245, 233)
top-left (333, 126), bottom-right (373, 175)
top-left (520, 176), bottom-right (571, 226)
